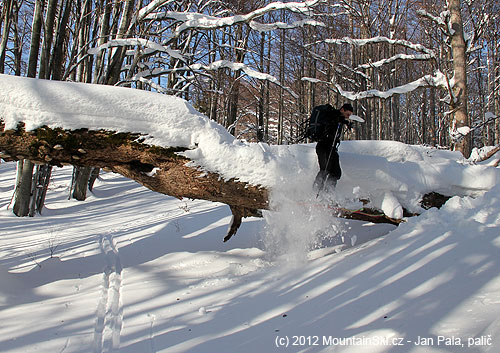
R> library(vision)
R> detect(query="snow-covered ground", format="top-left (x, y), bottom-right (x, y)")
top-left (1, 74), bottom-right (500, 352)
top-left (1, 149), bottom-right (499, 352)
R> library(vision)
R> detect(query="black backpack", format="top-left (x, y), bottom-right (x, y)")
top-left (306, 104), bottom-right (334, 142)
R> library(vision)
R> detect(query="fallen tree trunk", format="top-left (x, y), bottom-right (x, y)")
top-left (0, 124), bottom-right (450, 241)
top-left (0, 125), bottom-right (268, 238)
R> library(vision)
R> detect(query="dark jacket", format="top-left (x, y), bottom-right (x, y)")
top-left (317, 109), bottom-right (350, 149)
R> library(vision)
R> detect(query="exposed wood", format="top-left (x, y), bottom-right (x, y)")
top-left (337, 208), bottom-right (406, 226)
top-left (224, 206), bottom-right (262, 242)
top-left (420, 192), bottom-right (452, 210)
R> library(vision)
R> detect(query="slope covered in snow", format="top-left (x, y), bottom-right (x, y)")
top-left (0, 158), bottom-right (499, 353)
top-left (1, 74), bottom-right (500, 352)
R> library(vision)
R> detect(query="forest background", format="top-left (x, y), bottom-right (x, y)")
top-left (0, 0), bottom-right (499, 217)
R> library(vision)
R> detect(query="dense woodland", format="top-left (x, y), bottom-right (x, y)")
top-left (0, 0), bottom-right (499, 217)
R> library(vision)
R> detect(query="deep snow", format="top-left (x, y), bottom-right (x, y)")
top-left (1, 154), bottom-right (499, 352)
top-left (1, 74), bottom-right (500, 352)
top-left (0, 73), bottom-right (497, 217)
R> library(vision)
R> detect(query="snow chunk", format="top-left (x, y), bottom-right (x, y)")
top-left (381, 191), bottom-right (404, 219)
top-left (349, 114), bottom-right (365, 123)
top-left (485, 112), bottom-right (497, 120)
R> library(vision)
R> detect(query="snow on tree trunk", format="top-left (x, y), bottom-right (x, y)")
top-left (0, 125), bottom-right (457, 239)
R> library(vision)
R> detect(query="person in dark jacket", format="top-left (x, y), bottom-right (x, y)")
top-left (313, 103), bottom-right (353, 194)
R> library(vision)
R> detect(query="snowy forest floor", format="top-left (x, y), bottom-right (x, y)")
top-left (0, 161), bottom-right (499, 353)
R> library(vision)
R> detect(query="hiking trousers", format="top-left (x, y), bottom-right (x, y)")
top-left (313, 142), bottom-right (341, 192)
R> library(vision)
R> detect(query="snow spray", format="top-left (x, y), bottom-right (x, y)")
top-left (262, 186), bottom-right (345, 267)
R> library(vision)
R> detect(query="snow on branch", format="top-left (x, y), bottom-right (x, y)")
top-left (416, 9), bottom-right (450, 32)
top-left (129, 59), bottom-right (298, 98)
top-left (332, 71), bottom-right (448, 100)
top-left (124, 76), bottom-right (171, 93)
top-left (88, 38), bottom-right (186, 60)
top-left (356, 53), bottom-right (434, 70)
top-left (189, 60), bottom-right (275, 81)
top-left (189, 60), bottom-right (299, 98)
top-left (249, 19), bottom-right (325, 32)
top-left (322, 36), bottom-right (436, 58)
top-left (132, 0), bottom-right (177, 27)
top-left (143, 0), bottom-right (322, 36)
top-left (450, 112), bottom-right (500, 143)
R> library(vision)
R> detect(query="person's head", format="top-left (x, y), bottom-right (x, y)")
top-left (340, 103), bottom-right (354, 119)
top-left (340, 103), bottom-right (354, 120)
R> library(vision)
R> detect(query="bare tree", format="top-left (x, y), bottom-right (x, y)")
top-left (0, 0), bottom-right (15, 72)
top-left (447, 0), bottom-right (470, 156)
top-left (12, 0), bottom-right (45, 217)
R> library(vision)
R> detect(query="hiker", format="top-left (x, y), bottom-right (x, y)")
top-left (312, 103), bottom-right (354, 194)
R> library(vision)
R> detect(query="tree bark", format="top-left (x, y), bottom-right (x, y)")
top-left (0, 0), bottom-right (14, 73)
top-left (50, 0), bottom-right (73, 80)
top-left (72, 166), bottom-right (92, 200)
top-left (93, 0), bottom-right (112, 83)
top-left (38, 0), bottom-right (58, 79)
top-left (14, 0), bottom-right (45, 216)
top-left (448, 0), bottom-right (471, 157)
top-left (105, 0), bottom-right (135, 85)
top-left (27, 0), bottom-right (45, 78)
top-left (13, 159), bottom-right (34, 216)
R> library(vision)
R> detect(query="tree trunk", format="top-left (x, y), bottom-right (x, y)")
top-left (0, 0), bottom-right (14, 73)
top-left (13, 160), bottom-right (34, 216)
top-left (35, 164), bottom-right (52, 214)
top-left (93, 0), bottom-right (112, 83)
top-left (421, 89), bottom-right (428, 144)
top-left (39, 0), bottom-right (58, 79)
top-left (76, 0), bottom-right (91, 82)
top-left (88, 167), bottom-right (100, 191)
top-left (12, 0), bottom-right (22, 76)
top-left (31, 0), bottom-right (59, 214)
top-left (448, 0), bottom-right (471, 157)
top-left (429, 87), bottom-right (437, 145)
top-left (0, 126), bottom-right (269, 211)
top-left (50, 0), bottom-right (73, 80)
top-left (72, 166), bottom-right (92, 200)
top-left (277, 27), bottom-right (285, 144)
top-left (13, 0), bottom-right (45, 216)
top-left (257, 32), bottom-right (265, 142)
top-left (105, 0), bottom-right (135, 85)
top-left (27, 0), bottom-right (45, 78)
